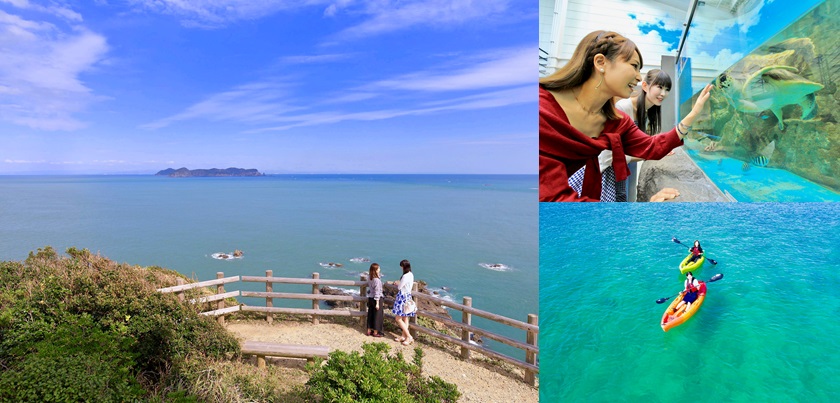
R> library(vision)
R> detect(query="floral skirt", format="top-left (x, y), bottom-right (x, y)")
top-left (392, 290), bottom-right (416, 317)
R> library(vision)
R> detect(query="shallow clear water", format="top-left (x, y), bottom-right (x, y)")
top-left (540, 202), bottom-right (840, 401)
top-left (688, 149), bottom-right (840, 202)
top-left (0, 174), bottom-right (538, 358)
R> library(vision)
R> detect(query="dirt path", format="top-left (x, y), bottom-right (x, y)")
top-left (225, 319), bottom-right (538, 403)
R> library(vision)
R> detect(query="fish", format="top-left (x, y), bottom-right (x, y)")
top-left (742, 162), bottom-right (751, 172)
top-left (751, 155), bottom-right (770, 167)
top-left (696, 132), bottom-right (721, 141)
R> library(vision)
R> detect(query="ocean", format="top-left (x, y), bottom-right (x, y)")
top-left (540, 202), bottom-right (840, 401)
top-left (0, 174), bottom-right (538, 358)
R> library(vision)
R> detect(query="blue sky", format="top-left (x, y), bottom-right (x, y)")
top-left (0, 0), bottom-right (535, 174)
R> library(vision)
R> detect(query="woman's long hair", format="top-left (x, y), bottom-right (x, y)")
top-left (368, 263), bottom-right (380, 280)
top-left (539, 30), bottom-right (642, 121)
top-left (399, 259), bottom-right (411, 279)
top-left (635, 69), bottom-right (672, 134)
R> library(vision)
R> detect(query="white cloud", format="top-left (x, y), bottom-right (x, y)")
top-left (141, 81), bottom-right (306, 129)
top-left (243, 84), bottom-right (533, 133)
top-left (126, 0), bottom-right (329, 28)
top-left (143, 45), bottom-right (532, 131)
top-left (0, 8), bottom-right (108, 130)
top-left (333, 0), bottom-right (509, 39)
top-left (711, 49), bottom-right (744, 72)
top-left (1, 0), bottom-right (83, 21)
top-left (4, 159), bottom-right (46, 164)
top-left (126, 0), bottom-right (512, 36)
top-left (275, 53), bottom-right (354, 65)
top-left (323, 0), bottom-right (351, 17)
top-left (364, 46), bottom-right (533, 92)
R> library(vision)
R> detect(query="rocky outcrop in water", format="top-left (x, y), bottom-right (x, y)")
top-left (155, 167), bottom-right (264, 177)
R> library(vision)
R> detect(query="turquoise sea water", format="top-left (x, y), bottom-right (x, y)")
top-left (541, 203), bottom-right (840, 401)
top-left (0, 174), bottom-right (538, 358)
top-left (687, 149), bottom-right (840, 202)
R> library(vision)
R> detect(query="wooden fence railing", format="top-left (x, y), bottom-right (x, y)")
top-left (158, 270), bottom-right (539, 385)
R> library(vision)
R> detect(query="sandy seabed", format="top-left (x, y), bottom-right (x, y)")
top-left (225, 319), bottom-right (538, 403)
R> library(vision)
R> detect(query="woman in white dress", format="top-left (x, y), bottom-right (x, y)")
top-left (392, 259), bottom-right (415, 345)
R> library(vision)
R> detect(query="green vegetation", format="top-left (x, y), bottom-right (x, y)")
top-left (0, 247), bottom-right (241, 401)
top-left (0, 247), bottom-right (462, 402)
top-left (303, 342), bottom-right (460, 403)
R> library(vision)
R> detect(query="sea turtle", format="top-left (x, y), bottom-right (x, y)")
top-left (715, 65), bottom-right (823, 130)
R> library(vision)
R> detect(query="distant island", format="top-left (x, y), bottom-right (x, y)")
top-left (155, 167), bottom-right (264, 177)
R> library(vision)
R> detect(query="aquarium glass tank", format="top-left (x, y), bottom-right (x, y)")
top-left (676, 0), bottom-right (840, 201)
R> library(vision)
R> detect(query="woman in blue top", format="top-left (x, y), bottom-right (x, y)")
top-left (392, 259), bottom-right (415, 346)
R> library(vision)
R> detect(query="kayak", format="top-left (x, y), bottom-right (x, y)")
top-left (679, 252), bottom-right (704, 274)
top-left (661, 281), bottom-right (707, 332)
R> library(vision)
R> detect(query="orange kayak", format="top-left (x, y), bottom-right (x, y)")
top-left (661, 281), bottom-right (707, 332)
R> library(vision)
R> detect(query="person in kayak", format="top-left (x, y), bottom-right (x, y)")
top-left (674, 271), bottom-right (700, 313)
top-left (687, 240), bottom-right (703, 263)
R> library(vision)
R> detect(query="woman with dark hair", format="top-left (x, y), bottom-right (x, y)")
top-left (673, 271), bottom-right (700, 313)
top-left (539, 30), bottom-right (712, 202)
top-left (392, 259), bottom-right (415, 346)
top-left (688, 240), bottom-right (704, 264)
top-left (622, 69), bottom-right (672, 135)
top-left (365, 263), bottom-right (384, 337)
top-left (618, 69), bottom-right (674, 201)
top-left (570, 69), bottom-right (674, 202)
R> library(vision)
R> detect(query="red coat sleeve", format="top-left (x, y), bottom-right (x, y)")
top-left (615, 116), bottom-right (683, 160)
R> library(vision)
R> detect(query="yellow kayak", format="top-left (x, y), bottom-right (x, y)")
top-left (679, 252), bottom-right (704, 274)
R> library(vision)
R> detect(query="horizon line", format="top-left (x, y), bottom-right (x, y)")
top-left (0, 172), bottom-right (537, 176)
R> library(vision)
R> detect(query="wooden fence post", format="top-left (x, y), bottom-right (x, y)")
top-left (216, 272), bottom-right (225, 326)
top-left (409, 282), bottom-right (418, 338)
top-left (461, 296), bottom-right (472, 359)
top-left (265, 270), bottom-right (273, 324)
top-left (312, 272), bottom-right (320, 325)
top-left (175, 278), bottom-right (185, 303)
top-left (525, 314), bottom-right (538, 386)
top-left (359, 274), bottom-right (367, 328)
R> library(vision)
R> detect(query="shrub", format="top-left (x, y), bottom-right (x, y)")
top-left (173, 355), bottom-right (307, 403)
top-left (0, 314), bottom-right (144, 402)
top-left (303, 342), bottom-right (460, 403)
top-left (0, 247), bottom-right (240, 400)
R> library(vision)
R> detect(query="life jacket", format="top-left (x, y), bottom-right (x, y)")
top-left (685, 278), bottom-right (699, 293)
top-left (691, 246), bottom-right (703, 256)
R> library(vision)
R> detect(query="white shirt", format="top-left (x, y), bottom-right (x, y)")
top-left (616, 97), bottom-right (647, 161)
top-left (615, 98), bottom-right (634, 118)
top-left (685, 277), bottom-right (700, 291)
top-left (399, 271), bottom-right (414, 294)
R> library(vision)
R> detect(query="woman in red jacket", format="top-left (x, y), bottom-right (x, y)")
top-left (673, 271), bottom-right (701, 313)
top-left (688, 240), bottom-right (704, 263)
top-left (539, 30), bottom-right (712, 202)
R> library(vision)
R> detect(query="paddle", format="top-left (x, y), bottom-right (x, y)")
top-left (672, 237), bottom-right (718, 265)
top-left (656, 273), bottom-right (724, 304)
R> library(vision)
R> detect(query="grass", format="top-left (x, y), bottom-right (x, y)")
top-left (0, 247), bottom-right (469, 402)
